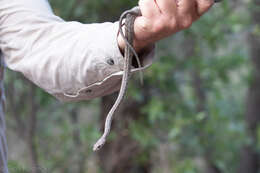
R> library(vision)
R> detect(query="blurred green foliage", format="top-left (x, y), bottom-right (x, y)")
top-left (4, 0), bottom-right (256, 173)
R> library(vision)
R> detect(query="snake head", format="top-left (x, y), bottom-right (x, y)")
top-left (93, 138), bottom-right (106, 151)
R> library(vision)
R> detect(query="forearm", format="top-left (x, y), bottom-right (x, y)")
top-left (0, 0), bottom-right (155, 101)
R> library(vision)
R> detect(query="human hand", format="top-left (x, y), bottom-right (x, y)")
top-left (118, 0), bottom-right (215, 52)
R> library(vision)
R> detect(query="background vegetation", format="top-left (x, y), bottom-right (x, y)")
top-left (4, 0), bottom-right (260, 172)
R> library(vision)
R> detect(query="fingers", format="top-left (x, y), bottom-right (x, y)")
top-left (177, 0), bottom-right (196, 15)
top-left (196, 0), bottom-right (214, 16)
top-left (177, 0), bottom-right (197, 28)
top-left (138, 0), bottom-right (161, 17)
top-left (176, 0), bottom-right (214, 27)
top-left (139, 0), bottom-right (214, 18)
top-left (155, 0), bottom-right (177, 15)
top-left (134, 0), bottom-right (215, 45)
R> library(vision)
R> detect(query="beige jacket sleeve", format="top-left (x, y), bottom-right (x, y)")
top-left (0, 0), bottom-right (155, 102)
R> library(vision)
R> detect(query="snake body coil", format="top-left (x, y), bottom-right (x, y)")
top-left (93, 0), bottom-right (222, 151)
top-left (93, 7), bottom-right (141, 151)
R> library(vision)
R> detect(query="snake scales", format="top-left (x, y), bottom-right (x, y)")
top-left (93, 0), bottom-right (221, 151)
top-left (93, 7), bottom-right (142, 151)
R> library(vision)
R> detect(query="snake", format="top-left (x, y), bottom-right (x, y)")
top-left (93, 6), bottom-right (142, 151)
top-left (93, 0), bottom-right (222, 151)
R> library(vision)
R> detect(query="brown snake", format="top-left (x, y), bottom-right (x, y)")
top-left (93, 0), bottom-right (222, 151)
top-left (93, 6), bottom-right (142, 151)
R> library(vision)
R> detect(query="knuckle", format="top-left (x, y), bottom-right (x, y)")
top-left (208, 0), bottom-right (215, 6)
top-left (197, 0), bottom-right (214, 15)
top-left (162, 16), bottom-right (173, 29)
top-left (139, 20), bottom-right (151, 33)
top-left (203, 0), bottom-right (214, 9)
top-left (152, 21), bottom-right (165, 33)
top-left (162, 16), bottom-right (177, 30)
top-left (153, 16), bottom-right (178, 33)
top-left (152, 16), bottom-right (170, 32)
top-left (169, 18), bottom-right (178, 30)
top-left (180, 16), bottom-right (193, 29)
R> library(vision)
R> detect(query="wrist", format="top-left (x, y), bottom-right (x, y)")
top-left (117, 21), bottom-right (153, 54)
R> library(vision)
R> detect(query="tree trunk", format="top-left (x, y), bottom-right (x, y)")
top-left (27, 84), bottom-right (40, 173)
top-left (186, 36), bottom-right (221, 173)
top-left (97, 93), bottom-right (151, 173)
top-left (192, 70), bottom-right (222, 173)
top-left (237, 1), bottom-right (260, 173)
top-left (204, 156), bottom-right (222, 173)
top-left (0, 52), bottom-right (9, 173)
top-left (69, 108), bottom-right (87, 173)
